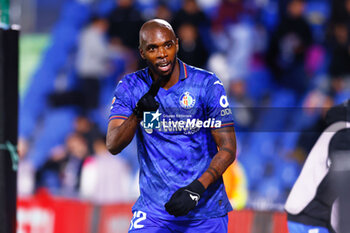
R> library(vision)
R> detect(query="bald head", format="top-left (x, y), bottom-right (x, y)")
top-left (137, 19), bottom-right (179, 80)
top-left (139, 19), bottom-right (176, 48)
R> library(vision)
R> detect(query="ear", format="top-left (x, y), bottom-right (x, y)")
top-left (176, 38), bottom-right (179, 53)
top-left (139, 47), bottom-right (145, 59)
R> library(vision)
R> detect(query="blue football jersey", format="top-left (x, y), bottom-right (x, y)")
top-left (109, 60), bottom-right (234, 220)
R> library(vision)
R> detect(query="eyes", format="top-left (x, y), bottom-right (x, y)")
top-left (146, 42), bottom-right (174, 52)
top-left (147, 46), bottom-right (156, 52)
top-left (165, 42), bottom-right (172, 49)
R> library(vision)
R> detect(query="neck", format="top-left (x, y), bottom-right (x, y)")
top-left (151, 60), bottom-right (180, 90)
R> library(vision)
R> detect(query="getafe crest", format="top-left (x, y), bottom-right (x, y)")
top-left (179, 92), bottom-right (195, 109)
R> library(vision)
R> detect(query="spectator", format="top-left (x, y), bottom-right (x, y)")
top-left (61, 133), bottom-right (89, 196)
top-left (330, 0), bottom-right (349, 24)
top-left (73, 116), bottom-right (102, 154)
top-left (291, 91), bottom-right (334, 164)
top-left (80, 137), bottom-right (136, 203)
top-left (177, 23), bottom-right (209, 68)
top-left (172, 0), bottom-right (209, 32)
top-left (172, 0), bottom-right (212, 52)
top-left (212, 0), bottom-right (244, 33)
top-left (35, 146), bottom-right (66, 194)
top-left (107, 0), bottom-right (144, 50)
top-left (155, 3), bottom-right (173, 23)
top-left (17, 160), bottom-right (35, 197)
top-left (266, 0), bottom-right (313, 96)
top-left (328, 22), bottom-right (350, 81)
top-left (76, 16), bottom-right (110, 112)
top-left (227, 78), bottom-right (255, 131)
top-left (209, 21), bottom-right (255, 92)
top-left (107, 0), bottom-right (144, 72)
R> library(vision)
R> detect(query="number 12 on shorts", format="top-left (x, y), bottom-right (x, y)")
top-left (129, 211), bottom-right (147, 230)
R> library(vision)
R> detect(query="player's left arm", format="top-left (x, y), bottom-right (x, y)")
top-left (165, 75), bottom-right (236, 217)
top-left (198, 127), bottom-right (236, 188)
top-left (165, 126), bottom-right (236, 216)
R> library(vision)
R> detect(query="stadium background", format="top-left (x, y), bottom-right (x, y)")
top-left (10, 0), bottom-right (350, 232)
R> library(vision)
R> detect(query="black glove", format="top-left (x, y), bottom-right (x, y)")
top-left (133, 78), bottom-right (162, 119)
top-left (165, 180), bottom-right (206, 217)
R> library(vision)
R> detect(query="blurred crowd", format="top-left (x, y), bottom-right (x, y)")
top-left (17, 0), bottom-right (350, 209)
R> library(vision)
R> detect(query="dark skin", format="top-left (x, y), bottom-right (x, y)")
top-left (106, 19), bottom-right (236, 189)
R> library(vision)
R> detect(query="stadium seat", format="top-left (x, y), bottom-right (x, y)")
top-left (239, 151), bottom-right (266, 190)
top-left (20, 1), bottom-right (91, 126)
top-left (273, 157), bottom-right (300, 191)
top-left (256, 176), bottom-right (282, 202)
top-left (246, 66), bottom-right (273, 102)
top-left (26, 107), bottom-right (77, 169)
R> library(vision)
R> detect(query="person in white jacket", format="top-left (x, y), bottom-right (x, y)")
top-left (285, 99), bottom-right (350, 233)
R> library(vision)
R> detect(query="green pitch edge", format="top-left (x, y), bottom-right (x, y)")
top-left (0, 0), bottom-right (9, 25)
top-left (19, 34), bottom-right (49, 97)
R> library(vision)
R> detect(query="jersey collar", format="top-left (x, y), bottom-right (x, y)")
top-left (178, 59), bottom-right (188, 81)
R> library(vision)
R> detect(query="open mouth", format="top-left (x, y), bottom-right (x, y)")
top-left (157, 61), bottom-right (171, 73)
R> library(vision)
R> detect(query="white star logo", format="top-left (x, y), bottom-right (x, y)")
top-left (151, 109), bottom-right (161, 122)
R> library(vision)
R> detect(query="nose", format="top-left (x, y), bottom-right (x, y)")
top-left (157, 46), bottom-right (167, 58)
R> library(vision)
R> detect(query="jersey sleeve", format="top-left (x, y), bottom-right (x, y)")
top-left (109, 79), bottom-right (134, 121)
top-left (204, 75), bottom-right (234, 128)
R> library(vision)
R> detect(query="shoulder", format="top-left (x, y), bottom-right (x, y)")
top-left (186, 64), bottom-right (221, 87)
top-left (123, 68), bottom-right (148, 82)
top-left (117, 68), bottom-right (148, 87)
top-left (113, 69), bottom-right (149, 98)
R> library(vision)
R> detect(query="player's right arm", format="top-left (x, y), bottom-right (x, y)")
top-left (106, 77), bottom-right (161, 155)
top-left (106, 115), bottom-right (139, 155)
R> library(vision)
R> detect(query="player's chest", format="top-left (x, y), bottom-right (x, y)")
top-left (155, 87), bottom-right (205, 119)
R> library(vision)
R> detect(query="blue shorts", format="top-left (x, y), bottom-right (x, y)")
top-left (288, 221), bottom-right (330, 233)
top-left (128, 210), bottom-right (228, 233)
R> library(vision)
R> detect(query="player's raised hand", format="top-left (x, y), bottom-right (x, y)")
top-left (133, 77), bottom-right (162, 119)
top-left (165, 180), bottom-right (206, 217)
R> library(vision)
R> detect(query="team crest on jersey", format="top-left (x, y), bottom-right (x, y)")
top-left (179, 92), bottom-right (195, 109)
